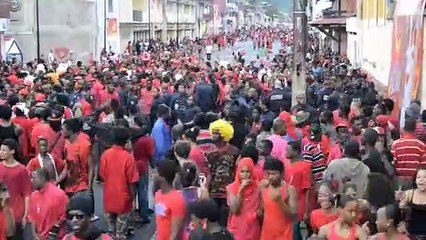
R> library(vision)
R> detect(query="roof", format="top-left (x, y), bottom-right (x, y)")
top-left (309, 16), bottom-right (347, 26)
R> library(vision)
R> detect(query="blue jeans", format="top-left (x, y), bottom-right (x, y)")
top-left (293, 221), bottom-right (303, 240)
top-left (136, 174), bottom-right (149, 221)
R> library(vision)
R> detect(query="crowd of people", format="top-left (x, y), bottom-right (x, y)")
top-left (0, 26), bottom-right (425, 240)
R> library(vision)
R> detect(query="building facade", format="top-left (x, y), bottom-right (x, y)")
top-left (6, 0), bottom-right (99, 63)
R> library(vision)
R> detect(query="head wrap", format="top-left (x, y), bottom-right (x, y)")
top-left (209, 119), bottom-right (234, 142)
top-left (227, 158), bottom-right (256, 196)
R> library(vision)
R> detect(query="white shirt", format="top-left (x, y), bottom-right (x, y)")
top-left (205, 45), bottom-right (213, 54)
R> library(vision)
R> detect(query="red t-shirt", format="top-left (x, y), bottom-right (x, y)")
top-left (189, 146), bottom-right (210, 176)
top-left (28, 183), bottom-right (69, 239)
top-left (310, 208), bottom-right (339, 232)
top-left (155, 190), bottom-right (186, 240)
top-left (63, 138), bottom-right (91, 193)
top-left (133, 136), bottom-right (155, 175)
top-left (0, 163), bottom-right (32, 223)
top-left (62, 234), bottom-right (112, 240)
top-left (100, 146), bottom-right (139, 214)
top-left (31, 122), bottom-right (56, 151)
top-left (285, 161), bottom-right (312, 220)
top-left (98, 90), bottom-right (119, 106)
top-left (27, 154), bottom-right (64, 177)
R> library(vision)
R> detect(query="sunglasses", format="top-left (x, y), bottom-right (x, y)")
top-left (67, 213), bottom-right (86, 221)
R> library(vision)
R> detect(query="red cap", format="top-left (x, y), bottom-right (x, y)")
top-left (35, 93), bottom-right (46, 102)
top-left (376, 115), bottom-right (389, 127)
top-left (279, 111), bottom-right (292, 123)
top-left (373, 126), bottom-right (385, 135)
top-left (19, 88), bottom-right (29, 96)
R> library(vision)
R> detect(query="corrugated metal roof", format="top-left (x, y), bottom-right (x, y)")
top-left (309, 16), bottom-right (347, 25)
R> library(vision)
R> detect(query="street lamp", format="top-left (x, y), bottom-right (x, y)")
top-left (36, 0), bottom-right (40, 60)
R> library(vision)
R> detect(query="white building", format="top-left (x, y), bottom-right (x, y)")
top-left (7, 0), bottom-right (100, 63)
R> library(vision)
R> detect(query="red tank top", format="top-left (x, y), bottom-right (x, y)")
top-left (328, 222), bottom-right (357, 240)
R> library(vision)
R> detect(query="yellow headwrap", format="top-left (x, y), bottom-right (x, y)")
top-left (209, 119), bottom-right (234, 142)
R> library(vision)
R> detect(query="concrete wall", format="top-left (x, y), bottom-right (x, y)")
top-left (360, 20), bottom-right (392, 87)
top-left (418, 21), bottom-right (426, 109)
top-left (8, 0), bottom-right (98, 63)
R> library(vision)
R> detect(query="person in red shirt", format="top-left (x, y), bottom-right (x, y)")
top-left (309, 182), bottom-right (338, 234)
top-left (100, 128), bottom-right (139, 240)
top-left (132, 118), bottom-right (155, 224)
top-left (98, 84), bottom-right (120, 107)
top-left (0, 182), bottom-right (15, 239)
top-left (63, 193), bottom-right (112, 240)
top-left (285, 141), bottom-right (312, 240)
top-left (260, 158), bottom-right (297, 240)
top-left (61, 118), bottom-right (94, 196)
top-left (29, 168), bottom-right (68, 240)
top-left (11, 107), bottom-right (37, 159)
top-left (0, 138), bottom-right (32, 239)
top-left (31, 108), bottom-right (55, 154)
top-left (27, 137), bottom-right (64, 183)
top-left (154, 160), bottom-right (186, 240)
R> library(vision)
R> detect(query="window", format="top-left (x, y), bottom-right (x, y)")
top-left (133, 10), bottom-right (143, 21)
top-left (108, 0), bottom-right (113, 13)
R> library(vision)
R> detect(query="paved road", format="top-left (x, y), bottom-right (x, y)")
top-left (210, 39), bottom-right (282, 63)
top-left (93, 182), bottom-right (155, 240)
top-left (92, 40), bottom-right (284, 239)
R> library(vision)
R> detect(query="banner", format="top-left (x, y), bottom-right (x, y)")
top-left (107, 18), bottom-right (118, 40)
top-left (387, 0), bottom-right (426, 127)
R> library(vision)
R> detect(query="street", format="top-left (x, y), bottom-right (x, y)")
top-left (91, 39), bottom-right (282, 239)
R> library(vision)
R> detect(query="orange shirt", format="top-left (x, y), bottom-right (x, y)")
top-left (31, 122), bottom-right (55, 152)
top-left (28, 183), bottom-right (68, 239)
top-left (260, 186), bottom-right (293, 240)
top-left (310, 208), bottom-right (339, 232)
top-left (99, 146), bottom-right (139, 214)
top-left (63, 138), bottom-right (91, 193)
top-left (155, 190), bottom-right (186, 240)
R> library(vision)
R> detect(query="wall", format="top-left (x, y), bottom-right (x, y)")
top-left (7, 0), bottom-right (98, 63)
top-left (418, 19), bottom-right (426, 109)
top-left (359, 0), bottom-right (392, 87)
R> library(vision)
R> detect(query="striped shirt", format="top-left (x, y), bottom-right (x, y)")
top-left (196, 129), bottom-right (216, 154)
top-left (302, 140), bottom-right (326, 182)
top-left (415, 121), bottom-right (426, 143)
top-left (391, 133), bottom-right (426, 178)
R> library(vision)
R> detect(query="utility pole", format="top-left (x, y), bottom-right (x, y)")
top-left (176, 0), bottom-right (179, 47)
top-left (36, 0), bottom-right (40, 60)
top-left (104, 0), bottom-right (107, 52)
top-left (291, 0), bottom-right (307, 106)
top-left (148, 0), bottom-right (151, 40)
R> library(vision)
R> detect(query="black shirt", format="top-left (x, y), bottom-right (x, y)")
top-left (362, 149), bottom-right (387, 175)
